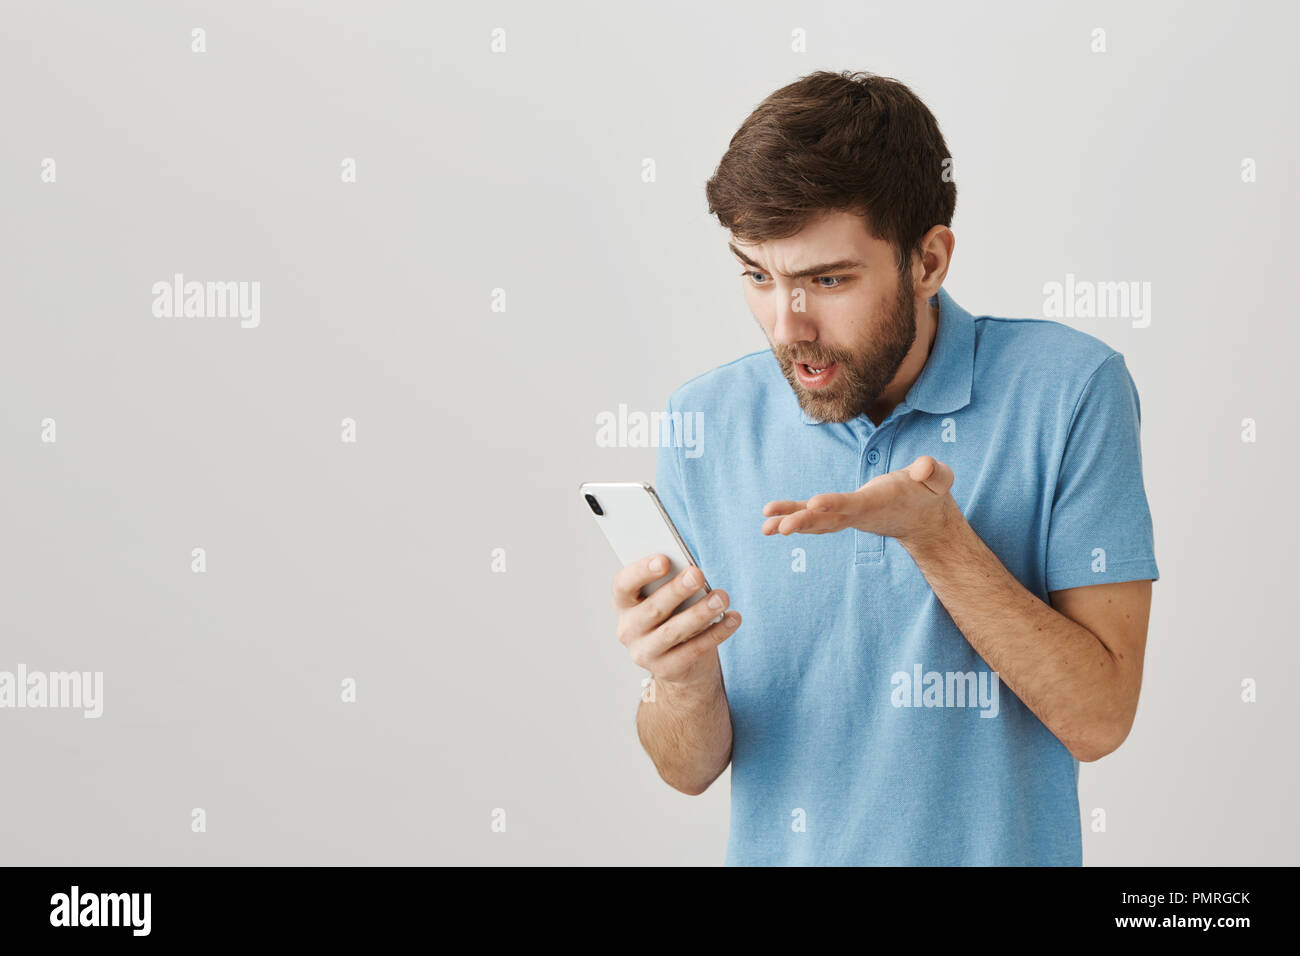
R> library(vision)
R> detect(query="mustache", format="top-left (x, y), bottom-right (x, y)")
top-left (776, 346), bottom-right (849, 367)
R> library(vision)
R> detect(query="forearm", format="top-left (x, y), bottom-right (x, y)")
top-left (901, 499), bottom-right (1126, 761)
top-left (636, 661), bottom-right (733, 795)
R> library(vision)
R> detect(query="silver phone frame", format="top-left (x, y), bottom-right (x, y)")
top-left (579, 480), bottom-right (714, 598)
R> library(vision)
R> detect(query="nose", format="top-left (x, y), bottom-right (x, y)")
top-left (771, 285), bottom-right (817, 347)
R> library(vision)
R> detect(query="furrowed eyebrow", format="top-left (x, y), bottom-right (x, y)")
top-left (729, 243), bottom-right (865, 279)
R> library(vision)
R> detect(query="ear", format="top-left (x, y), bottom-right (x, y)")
top-left (914, 225), bottom-right (955, 298)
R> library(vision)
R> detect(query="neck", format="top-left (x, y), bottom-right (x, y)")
top-left (865, 296), bottom-right (940, 425)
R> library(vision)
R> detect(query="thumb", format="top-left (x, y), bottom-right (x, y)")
top-left (906, 455), bottom-right (954, 496)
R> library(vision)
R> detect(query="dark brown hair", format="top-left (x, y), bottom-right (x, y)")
top-left (705, 70), bottom-right (956, 274)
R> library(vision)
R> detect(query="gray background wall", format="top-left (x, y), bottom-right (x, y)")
top-left (1, 0), bottom-right (1295, 865)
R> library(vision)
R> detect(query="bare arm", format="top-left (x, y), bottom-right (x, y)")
top-left (614, 556), bottom-right (741, 795)
top-left (765, 454), bottom-right (1153, 763)
top-left (636, 663), bottom-right (733, 796)
top-left (901, 495), bottom-right (1152, 762)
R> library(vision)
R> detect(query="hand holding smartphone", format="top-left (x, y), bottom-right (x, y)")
top-left (580, 481), bottom-right (717, 617)
top-left (581, 481), bottom-right (740, 688)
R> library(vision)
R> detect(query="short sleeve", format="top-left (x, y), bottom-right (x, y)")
top-left (654, 397), bottom-right (702, 566)
top-left (1045, 352), bottom-right (1159, 591)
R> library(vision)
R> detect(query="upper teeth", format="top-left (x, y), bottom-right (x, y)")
top-left (807, 365), bottom-right (825, 373)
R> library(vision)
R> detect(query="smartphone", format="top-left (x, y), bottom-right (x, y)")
top-left (580, 481), bottom-right (720, 620)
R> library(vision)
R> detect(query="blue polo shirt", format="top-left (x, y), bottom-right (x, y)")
top-left (655, 286), bottom-right (1159, 866)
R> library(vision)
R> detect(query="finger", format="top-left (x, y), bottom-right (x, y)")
top-left (655, 611), bottom-right (742, 673)
top-left (787, 508), bottom-right (852, 534)
top-left (762, 512), bottom-right (816, 535)
top-left (768, 510), bottom-right (844, 536)
top-left (763, 511), bottom-right (811, 535)
top-left (762, 499), bottom-right (806, 517)
top-left (906, 455), bottom-right (954, 495)
top-left (628, 564), bottom-right (708, 632)
top-left (612, 554), bottom-right (673, 610)
top-left (645, 589), bottom-right (731, 655)
top-left (804, 491), bottom-right (856, 514)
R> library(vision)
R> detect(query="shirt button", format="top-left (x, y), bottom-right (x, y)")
top-left (867, 449), bottom-right (881, 465)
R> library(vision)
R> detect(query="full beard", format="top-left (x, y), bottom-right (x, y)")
top-left (773, 268), bottom-right (918, 424)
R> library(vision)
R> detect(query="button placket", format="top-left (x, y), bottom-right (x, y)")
top-left (854, 427), bottom-right (887, 563)
top-left (853, 418), bottom-right (905, 565)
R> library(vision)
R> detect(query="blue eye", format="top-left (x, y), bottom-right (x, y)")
top-left (738, 271), bottom-right (848, 288)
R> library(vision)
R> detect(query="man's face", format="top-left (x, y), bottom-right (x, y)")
top-left (730, 210), bottom-right (918, 424)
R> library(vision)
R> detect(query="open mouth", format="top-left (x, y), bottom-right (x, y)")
top-left (794, 361), bottom-right (838, 388)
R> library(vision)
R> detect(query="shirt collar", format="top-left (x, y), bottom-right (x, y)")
top-left (800, 285), bottom-right (975, 424)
